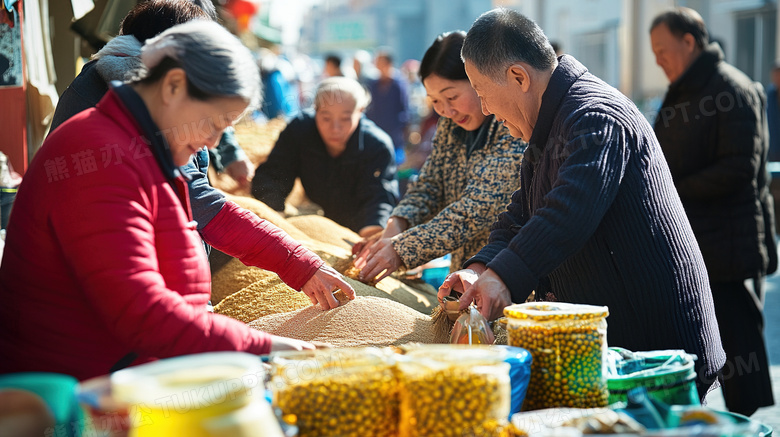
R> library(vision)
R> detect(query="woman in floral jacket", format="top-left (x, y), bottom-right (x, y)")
top-left (354, 31), bottom-right (526, 282)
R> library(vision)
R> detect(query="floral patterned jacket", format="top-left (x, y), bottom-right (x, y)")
top-left (391, 116), bottom-right (526, 272)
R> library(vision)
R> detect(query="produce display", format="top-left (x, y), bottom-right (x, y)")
top-left (505, 302), bottom-right (609, 410)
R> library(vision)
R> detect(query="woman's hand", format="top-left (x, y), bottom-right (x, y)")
top-left (224, 158), bottom-right (255, 190)
top-left (354, 238), bottom-right (403, 283)
top-left (352, 230), bottom-right (383, 257)
top-left (301, 265), bottom-right (356, 310)
top-left (268, 335), bottom-right (315, 352)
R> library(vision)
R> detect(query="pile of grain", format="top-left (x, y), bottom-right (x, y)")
top-left (210, 259), bottom-right (281, 304)
top-left (287, 215), bottom-right (360, 251)
top-left (373, 276), bottom-right (437, 314)
top-left (248, 295), bottom-right (450, 347)
top-left (214, 275), bottom-right (311, 323)
top-left (224, 194), bottom-right (311, 242)
top-left (330, 259), bottom-right (437, 314)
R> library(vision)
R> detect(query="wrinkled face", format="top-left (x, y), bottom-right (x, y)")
top-left (464, 60), bottom-right (534, 141)
top-left (315, 95), bottom-right (362, 155)
top-left (423, 74), bottom-right (486, 131)
top-left (650, 23), bottom-right (698, 83)
top-left (159, 95), bottom-right (248, 167)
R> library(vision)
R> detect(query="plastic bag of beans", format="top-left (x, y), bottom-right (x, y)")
top-left (504, 302), bottom-right (609, 411)
top-left (269, 348), bottom-right (398, 437)
top-left (395, 345), bottom-right (511, 437)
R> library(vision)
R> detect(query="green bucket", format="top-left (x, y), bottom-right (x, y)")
top-left (607, 348), bottom-right (699, 406)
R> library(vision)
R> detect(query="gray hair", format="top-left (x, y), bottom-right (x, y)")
top-left (139, 20), bottom-right (261, 108)
top-left (461, 8), bottom-right (556, 83)
top-left (314, 76), bottom-right (371, 111)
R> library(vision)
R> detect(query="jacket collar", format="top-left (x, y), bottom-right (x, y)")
top-left (98, 82), bottom-right (184, 184)
top-left (666, 42), bottom-right (723, 95)
top-left (525, 55), bottom-right (588, 163)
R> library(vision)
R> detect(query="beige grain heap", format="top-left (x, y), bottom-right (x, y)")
top-left (249, 293), bottom-right (449, 347)
top-left (214, 274), bottom-right (311, 323)
top-left (287, 215), bottom-right (360, 251)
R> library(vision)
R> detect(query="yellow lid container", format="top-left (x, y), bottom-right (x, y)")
top-left (111, 352), bottom-right (281, 437)
top-left (504, 302), bottom-right (609, 411)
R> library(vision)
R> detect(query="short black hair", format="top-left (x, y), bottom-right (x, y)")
top-left (461, 8), bottom-right (557, 82)
top-left (650, 7), bottom-right (709, 49)
top-left (120, 0), bottom-right (209, 43)
top-left (325, 54), bottom-right (342, 68)
top-left (419, 31), bottom-right (468, 82)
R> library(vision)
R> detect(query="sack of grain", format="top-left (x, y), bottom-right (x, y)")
top-left (248, 295), bottom-right (450, 347)
top-left (286, 215), bottom-right (360, 251)
top-left (210, 259), bottom-right (281, 305)
top-left (224, 194), bottom-right (311, 242)
top-left (214, 274), bottom-right (311, 323)
top-left (298, 239), bottom-right (352, 269)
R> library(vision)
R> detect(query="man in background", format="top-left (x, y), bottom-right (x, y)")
top-left (651, 7), bottom-right (776, 416)
top-left (366, 49), bottom-right (410, 165)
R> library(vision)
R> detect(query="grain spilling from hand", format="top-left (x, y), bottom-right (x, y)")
top-left (249, 296), bottom-right (450, 347)
top-left (210, 259), bottom-right (280, 304)
top-left (287, 215), bottom-right (361, 251)
top-left (214, 276), bottom-right (311, 323)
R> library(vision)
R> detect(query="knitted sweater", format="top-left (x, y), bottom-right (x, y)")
top-left (391, 116), bottom-right (525, 271)
top-left (467, 55), bottom-right (725, 396)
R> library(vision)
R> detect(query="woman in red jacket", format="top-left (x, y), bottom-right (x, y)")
top-left (0, 21), bottom-right (352, 381)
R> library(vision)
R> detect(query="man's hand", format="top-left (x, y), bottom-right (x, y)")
top-left (458, 268), bottom-right (512, 321)
top-left (437, 268), bottom-right (482, 302)
top-left (225, 158), bottom-right (255, 189)
top-left (353, 238), bottom-right (403, 283)
top-left (301, 265), bottom-right (356, 310)
top-left (268, 334), bottom-right (315, 352)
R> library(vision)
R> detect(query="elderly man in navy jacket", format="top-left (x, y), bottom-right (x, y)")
top-left (439, 7), bottom-right (725, 400)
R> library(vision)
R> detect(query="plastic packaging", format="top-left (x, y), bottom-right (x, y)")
top-left (450, 306), bottom-right (495, 345)
top-left (396, 345), bottom-right (510, 437)
top-left (504, 302), bottom-right (609, 410)
top-left (269, 347), bottom-right (397, 437)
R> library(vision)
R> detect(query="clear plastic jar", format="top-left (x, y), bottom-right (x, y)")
top-left (269, 348), bottom-right (397, 437)
top-left (504, 302), bottom-right (609, 410)
top-left (396, 345), bottom-right (510, 437)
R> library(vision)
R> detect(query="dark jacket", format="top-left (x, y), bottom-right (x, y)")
top-left (252, 112), bottom-right (398, 233)
top-left (654, 43), bottom-right (777, 281)
top-left (467, 56), bottom-right (725, 395)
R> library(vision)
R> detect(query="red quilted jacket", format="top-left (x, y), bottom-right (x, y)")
top-left (0, 90), bottom-right (313, 381)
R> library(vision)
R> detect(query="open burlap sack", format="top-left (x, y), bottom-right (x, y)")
top-left (223, 194), bottom-right (311, 242)
top-left (286, 215), bottom-right (360, 252)
top-left (210, 259), bottom-right (281, 305)
top-left (214, 274), bottom-right (312, 323)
